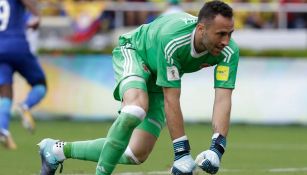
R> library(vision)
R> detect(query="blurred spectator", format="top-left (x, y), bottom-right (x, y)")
top-left (38, 0), bottom-right (63, 16)
top-left (280, 0), bottom-right (307, 28)
top-left (162, 0), bottom-right (183, 15)
top-left (225, 0), bottom-right (250, 29)
top-left (227, 0), bottom-right (277, 29)
top-left (243, 0), bottom-right (277, 29)
top-left (123, 0), bottom-right (150, 26)
top-left (63, 0), bottom-right (106, 43)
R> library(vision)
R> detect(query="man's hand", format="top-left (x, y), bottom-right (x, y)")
top-left (171, 136), bottom-right (196, 175)
top-left (196, 133), bottom-right (226, 174)
top-left (171, 154), bottom-right (196, 175)
top-left (27, 16), bottom-right (40, 30)
top-left (195, 150), bottom-right (220, 174)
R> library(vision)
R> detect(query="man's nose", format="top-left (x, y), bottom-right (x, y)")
top-left (221, 36), bottom-right (230, 46)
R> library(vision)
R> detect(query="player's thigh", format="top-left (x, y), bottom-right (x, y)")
top-left (17, 53), bottom-right (46, 86)
top-left (0, 63), bottom-right (13, 86)
top-left (122, 88), bottom-right (149, 112)
top-left (112, 46), bottom-right (151, 101)
top-left (137, 92), bottom-right (165, 138)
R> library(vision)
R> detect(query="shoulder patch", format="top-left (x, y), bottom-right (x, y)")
top-left (167, 66), bottom-right (180, 81)
top-left (216, 65), bottom-right (229, 81)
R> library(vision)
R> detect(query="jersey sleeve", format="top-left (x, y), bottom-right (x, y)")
top-left (214, 45), bottom-right (239, 89)
top-left (156, 36), bottom-right (182, 88)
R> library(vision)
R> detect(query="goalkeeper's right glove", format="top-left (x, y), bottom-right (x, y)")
top-left (195, 133), bottom-right (226, 174)
top-left (171, 136), bottom-right (196, 175)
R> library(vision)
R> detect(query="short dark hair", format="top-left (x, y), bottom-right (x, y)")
top-left (197, 0), bottom-right (233, 24)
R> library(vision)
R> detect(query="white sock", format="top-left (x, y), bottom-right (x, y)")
top-left (52, 141), bottom-right (66, 161)
top-left (124, 146), bottom-right (141, 164)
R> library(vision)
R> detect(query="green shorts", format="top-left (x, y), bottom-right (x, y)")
top-left (112, 45), bottom-right (165, 138)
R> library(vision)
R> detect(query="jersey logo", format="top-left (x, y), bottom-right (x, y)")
top-left (167, 66), bottom-right (180, 81)
top-left (142, 64), bottom-right (150, 73)
top-left (216, 65), bottom-right (229, 81)
top-left (221, 46), bottom-right (234, 63)
top-left (180, 14), bottom-right (197, 24)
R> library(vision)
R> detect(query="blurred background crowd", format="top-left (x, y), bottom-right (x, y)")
top-left (32, 0), bottom-right (307, 50)
top-left (39, 0), bottom-right (307, 28)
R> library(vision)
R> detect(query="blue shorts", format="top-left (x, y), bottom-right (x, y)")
top-left (0, 52), bottom-right (46, 86)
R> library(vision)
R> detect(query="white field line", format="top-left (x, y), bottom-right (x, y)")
top-left (112, 167), bottom-right (307, 175)
top-left (41, 167), bottom-right (307, 175)
top-left (229, 143), bottom-right (307, 150)
top-left (269, 167), bottom-right (307, 173)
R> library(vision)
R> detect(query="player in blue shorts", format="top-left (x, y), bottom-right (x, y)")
top-left (0, 0), bottom-right (47, 149)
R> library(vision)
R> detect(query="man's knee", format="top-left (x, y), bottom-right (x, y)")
top-left (118, 105), bottom-right (147, 129)
top-left (31, 84), bottom-right (47, 96)
top-left (121, 105), bottom-right (146, 120)
top-left (31, 78), bottom-right (47, 90)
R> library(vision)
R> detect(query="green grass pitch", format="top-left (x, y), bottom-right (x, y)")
top-left (1, 120), bottom-right (307, 175)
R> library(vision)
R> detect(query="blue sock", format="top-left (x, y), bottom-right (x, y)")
top-left (0, 97), bottom-right (12, 130)
top-left (23, 84), bottom-right (46, 109)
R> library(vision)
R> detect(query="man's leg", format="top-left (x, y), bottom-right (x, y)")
top-left (0, 85), bottom-right (13, 132)
top-left (38, 88), bottom-right (148, 175)
top-left (0, 91), bottom-right (16, 150)
top-left (94, 92), bottom-right (164, 171)
top-left (0, 63), bottom-right (16, 150)
top-left (17, 53), bottom-right (47, 133)
top-left (22, 84), bottom-right (47, 109)
top-left (37, 129), bottom-right (157, 174)
top-left (96, 88), bottom-right (148, 175)
top-left (38, 91), bottom-right (165, 174)
top-left (17, 83), bottom-right (46, 133)
top-left (43, 93), bottom-right (165, 164)
top-left (63, 129), bottom-right (157, 164)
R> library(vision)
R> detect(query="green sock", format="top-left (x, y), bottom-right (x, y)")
top-left (63, 138), bottom-right (137, 164)
top-left (96, 112), bottom-right (141, 175)
top-left (64, 138), bottom-right (105, 161)
top-left (63, 142), bottom-right (72, 159)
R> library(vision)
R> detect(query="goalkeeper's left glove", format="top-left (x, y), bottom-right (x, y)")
top-left (171, 136), bottom-right (196, 175)
top-left (195, 133), bottom-right (226, 174)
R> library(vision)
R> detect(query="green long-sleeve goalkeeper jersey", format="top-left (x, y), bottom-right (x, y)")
top-left (118, 12), bottom-right (240, 89)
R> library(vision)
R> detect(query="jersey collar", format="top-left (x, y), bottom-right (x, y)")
top-left (190, 28), bottom-right (208, 58)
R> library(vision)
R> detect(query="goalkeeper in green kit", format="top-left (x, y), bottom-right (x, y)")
top-left (38, 1), bottom-right (239, 174)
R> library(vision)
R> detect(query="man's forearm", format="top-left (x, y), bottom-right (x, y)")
top-left (164, 100), bottom-right (185, 140)
top-left (212, 88), bottom-right (232, 136)
top-left (163, 87), bottom-right (185, 140)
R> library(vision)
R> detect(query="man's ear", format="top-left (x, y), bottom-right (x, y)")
top-left (196, 23), bottom-right (206, 35)
top-left (196, 23), bottom-right (205, 32)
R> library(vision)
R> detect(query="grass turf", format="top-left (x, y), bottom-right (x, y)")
top-left (1, 120), bottom-right (307, 175)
